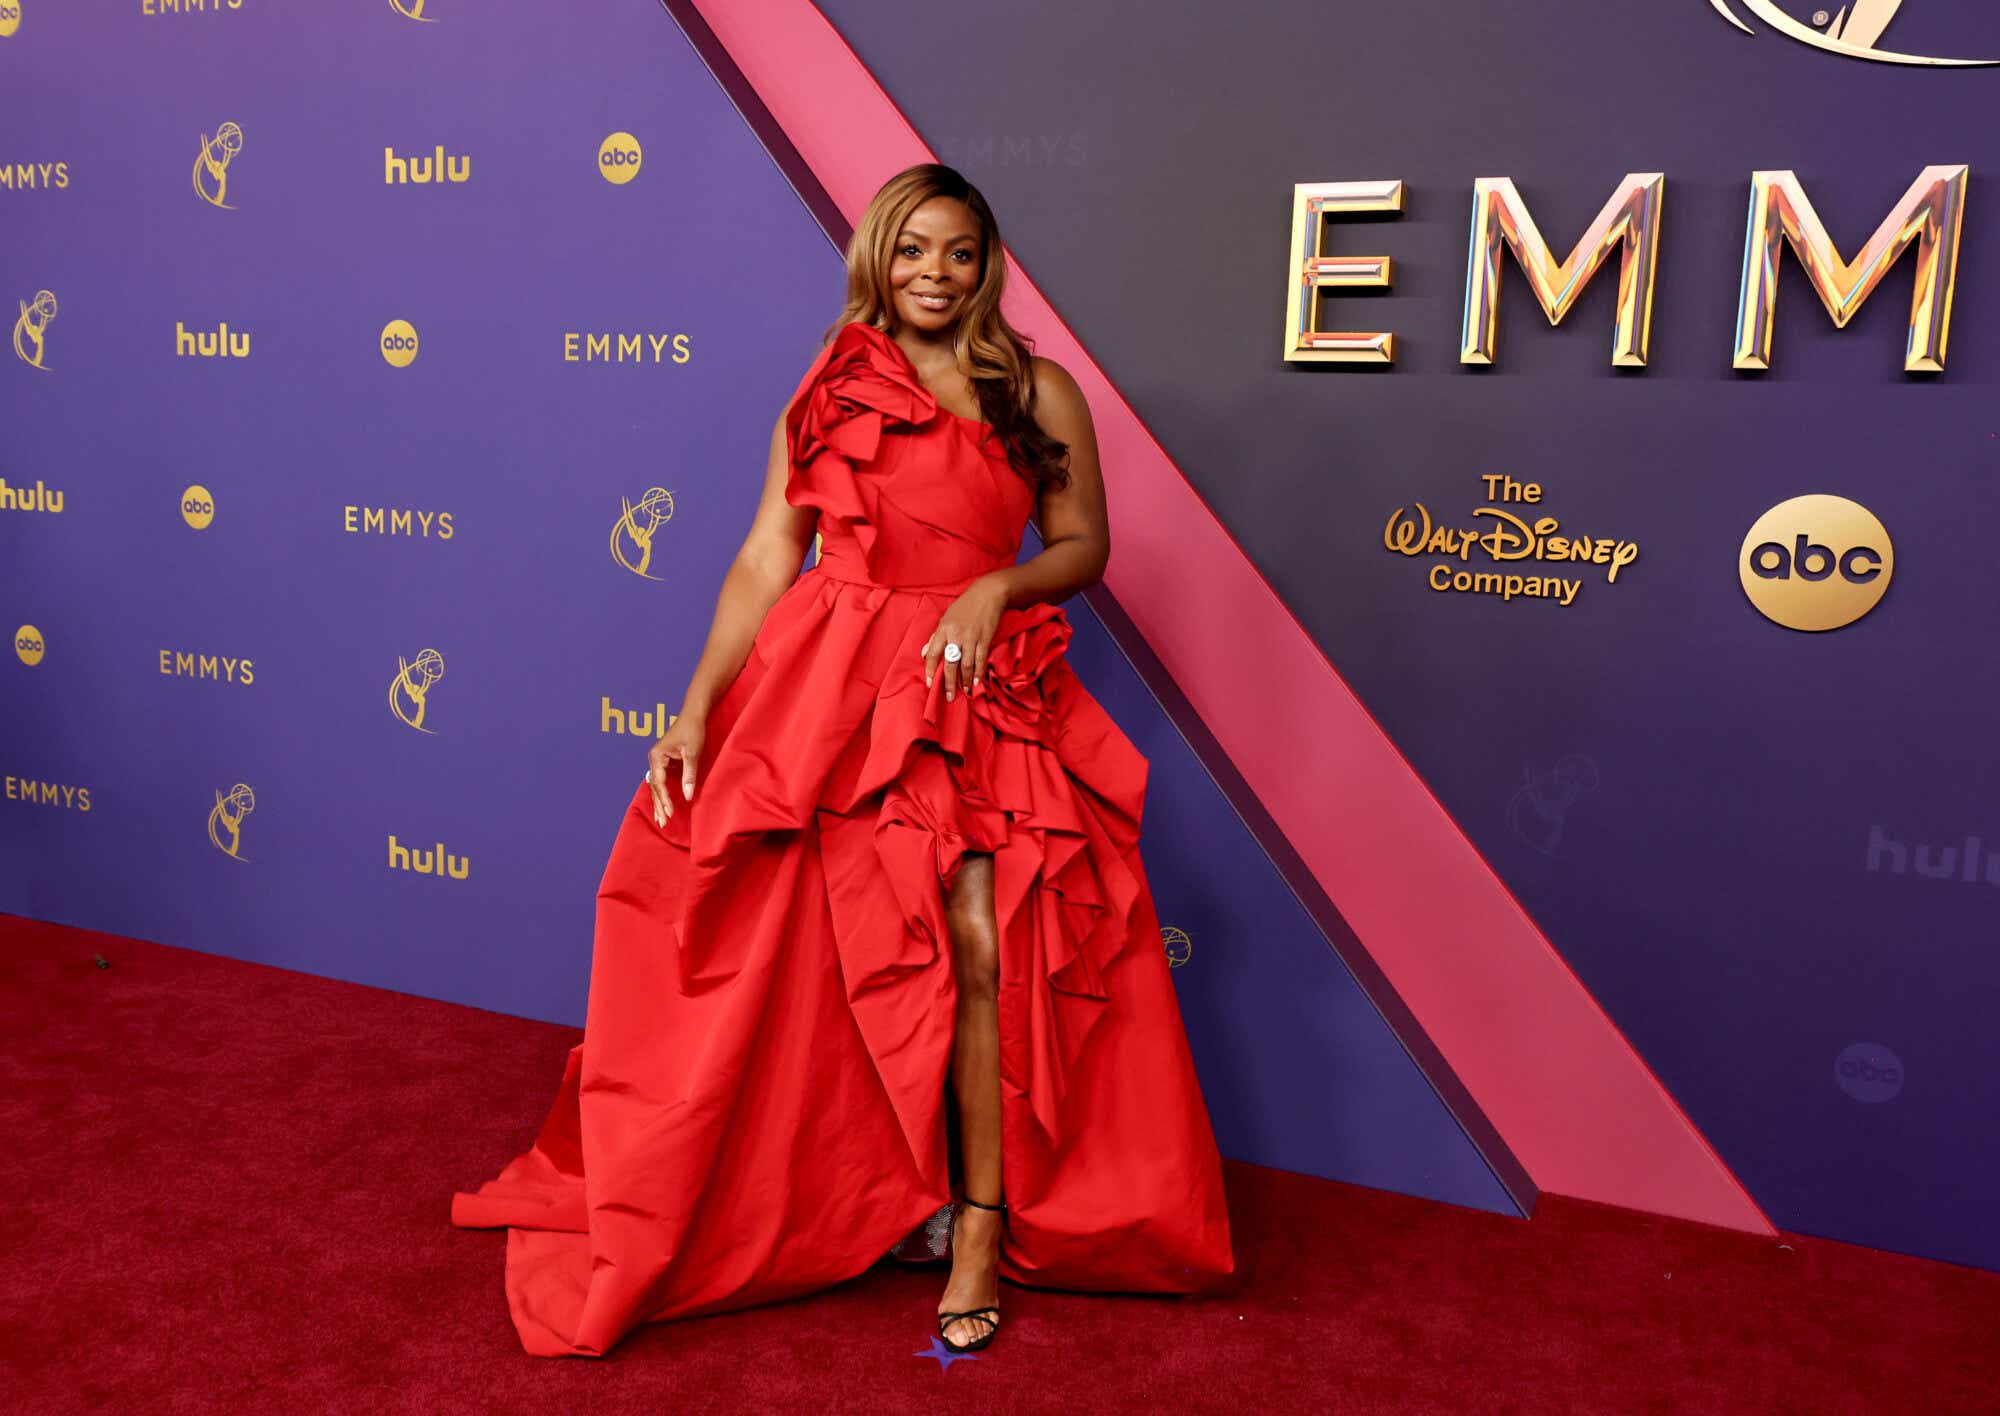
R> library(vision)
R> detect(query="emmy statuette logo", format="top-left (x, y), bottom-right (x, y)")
top-left (1708, 1), bottom-right (1998, 66)
top-left (1739, 495), bottom-right (1893, 631)
top-left (193, 122), bottom-right (243, 208)
top-left (13, 289), bottom-right (55, 369)
top-left (15, 624), bottom-right (44, 665)
top-left (380, 319), bottom-right (419, 368)
top-left (1508, 756), bottom-right (1601, 856)
top-left (598, 132), bottom-right (642, 185)
top-left (612, 486), bottom-right (674, 578)
top-left (388, 0), bottom-right (436, 22)
top-left (391, 649), bottom-right (445, 732)
top-left (1162, 926), bottom-right (1192, 968)
top-left (181, 485), bottom-right (215, 529)
top-left (208, 782), bottom-right (255, 861)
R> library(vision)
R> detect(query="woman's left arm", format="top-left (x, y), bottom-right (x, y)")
top-left (989, 356), bottom-right (1109, 611)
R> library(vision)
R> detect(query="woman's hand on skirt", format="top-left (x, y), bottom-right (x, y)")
top-left (921, 575), bottom-right (1009, 702)
top-left (646, 711), bottom-right (707, 827)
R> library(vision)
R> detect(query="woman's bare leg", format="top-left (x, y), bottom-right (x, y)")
top-left (939, 850), bottom-right (1002, 1347)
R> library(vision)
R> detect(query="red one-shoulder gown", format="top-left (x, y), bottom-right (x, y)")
top-left (450, 320), bottom-right (1235, 1356)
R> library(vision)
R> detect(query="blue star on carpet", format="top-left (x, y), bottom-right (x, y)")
top-left (912, 1334), bottom-right (981, 1370)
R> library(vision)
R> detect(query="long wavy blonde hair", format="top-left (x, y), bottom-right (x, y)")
top-left (821, 164), bottom-right (1071, 494)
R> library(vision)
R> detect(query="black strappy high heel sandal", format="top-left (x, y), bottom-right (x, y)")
top-left (936, 1193), bottom-right (1006, 1353)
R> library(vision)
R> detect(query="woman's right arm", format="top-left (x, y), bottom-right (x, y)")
top-left (648, 409), bottom-right (816, 821)
top-left (678, 408), bottom-right (818, 719)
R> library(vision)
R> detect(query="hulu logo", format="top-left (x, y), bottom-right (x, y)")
top-left (387, 833), bottom-right (470, 880)
top-left (601, 696), bottom-right (675, 738)
top-left (0, 477), bottom-right (62, 513)
top-left (383, 146), bottom-right (470, 185)
top-left (1865, 825), bottom-right (2000, 887)
top-left (175, 321), bottom-right (249, 358)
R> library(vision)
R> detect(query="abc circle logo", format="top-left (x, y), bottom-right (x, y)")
top-left (181, 484), bottom-right (216, 530)
top-left (380, 319), bottom-right (420, 369)
top-left (1739, 494), bottom-right (1892, 632)
top-left (0, 3), bottom-right (20, 40)
top-left (598, 131), bottom-right (642, 185)
top-left (1834, 1042), bottom-right (1904, 1104)
top-left (16, 624), bottom-right (44, 666)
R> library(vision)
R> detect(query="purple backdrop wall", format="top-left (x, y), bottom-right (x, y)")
top-left (0, 0), bottom-right (1524, 1233)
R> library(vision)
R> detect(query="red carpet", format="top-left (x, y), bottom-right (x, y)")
top-left (4, 912), bottom-right (1996, 1414)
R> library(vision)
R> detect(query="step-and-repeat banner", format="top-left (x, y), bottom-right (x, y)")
top-left (0, 2), bottom-right (864, 1019)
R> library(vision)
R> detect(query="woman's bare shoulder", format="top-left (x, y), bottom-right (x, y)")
top-left (1027, 355), bottom-right (1089, 432)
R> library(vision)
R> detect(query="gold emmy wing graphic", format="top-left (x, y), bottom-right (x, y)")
top-left (207, 783), bottom-right (256, 861)
top-left (193, 122), bottom-right (243, 209)
top-left (611, 486), bottom-right (674, 579)
top-left (391, 649), bottom-right (445, 733)
top-left (1708, 1), bottom-right (1999, 66)
top-left (389, 0), bottom-right (436, 22)
top-left (13, 290), bottom-right (55, 370)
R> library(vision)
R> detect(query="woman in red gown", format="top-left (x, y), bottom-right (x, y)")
top-left (451, 164), bottom-right (1234, 1358)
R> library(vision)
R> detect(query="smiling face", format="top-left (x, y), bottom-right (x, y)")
top-left (887, 196), bottom-right (984, 334)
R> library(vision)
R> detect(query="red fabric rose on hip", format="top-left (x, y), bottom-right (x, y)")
top-left (967, 604), bottom-right (1073, 740)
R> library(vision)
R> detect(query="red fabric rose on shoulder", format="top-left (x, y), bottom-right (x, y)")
top-left (785, 322), bottom-right (939, 474)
